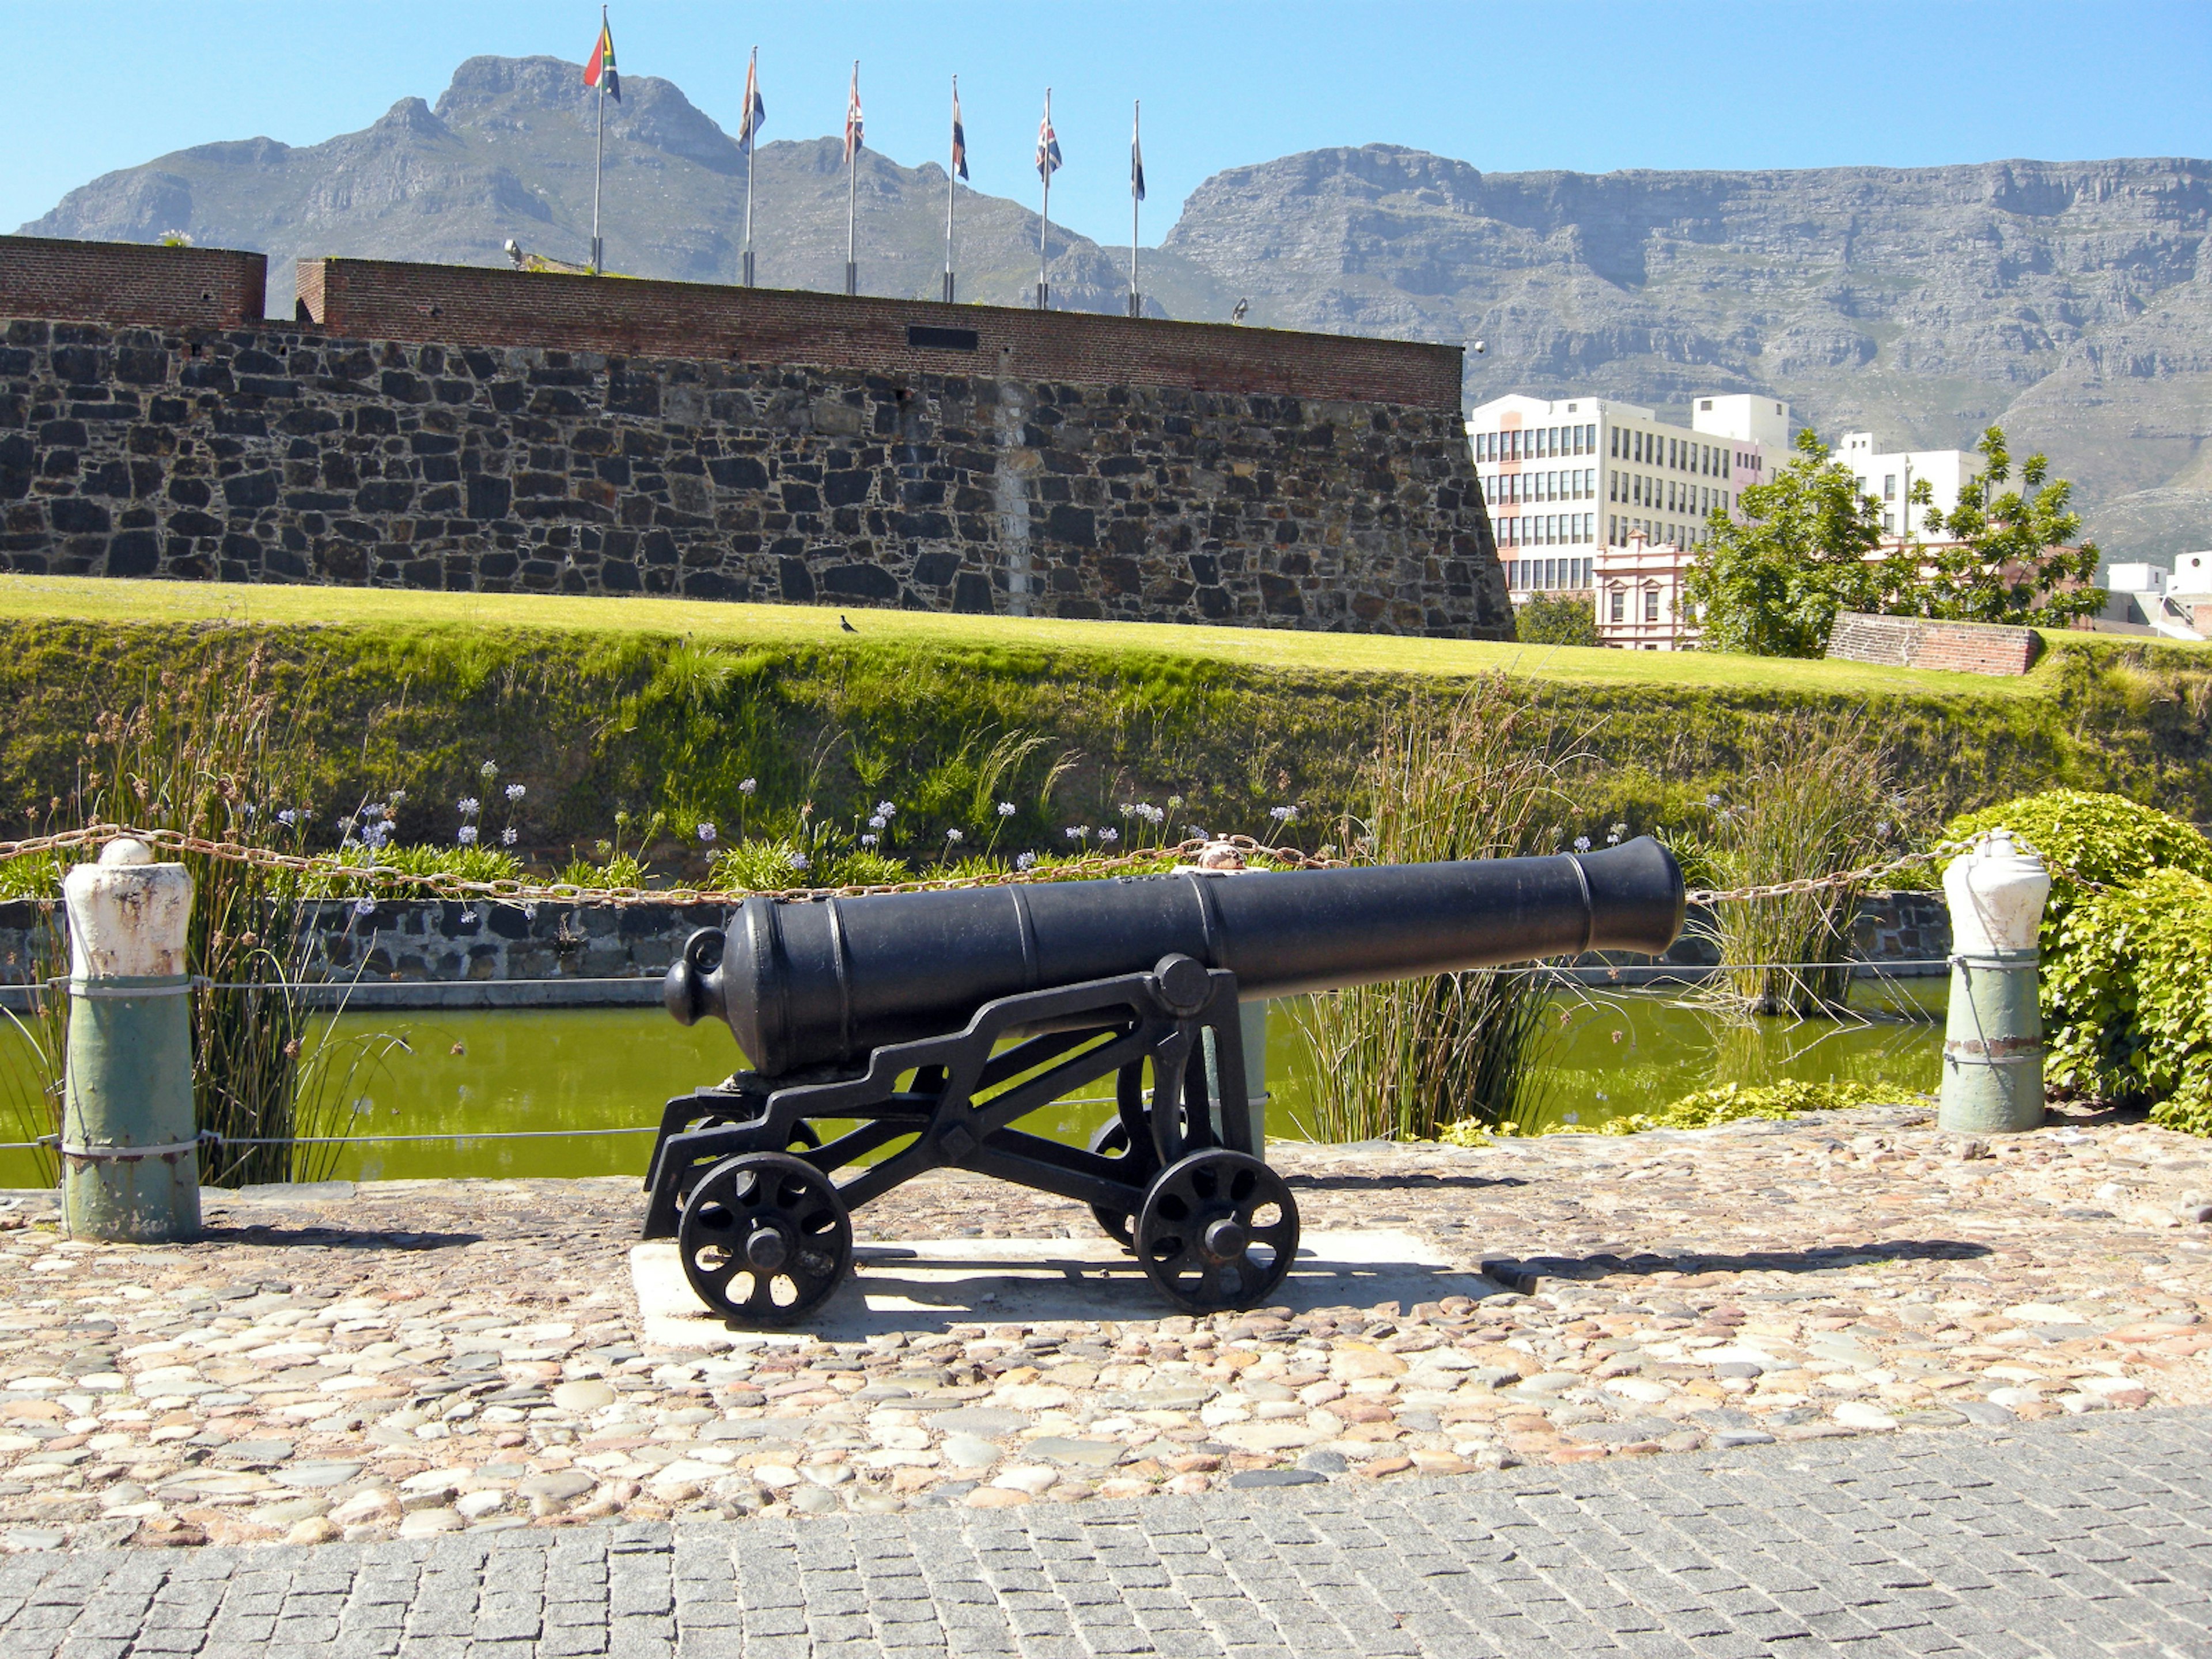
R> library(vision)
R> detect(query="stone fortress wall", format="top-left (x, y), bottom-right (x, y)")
top-left (0, 236), bottom-right (1510, 636)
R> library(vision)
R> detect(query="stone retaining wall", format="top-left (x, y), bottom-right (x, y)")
top-left (0, 889), bottom-right (1953, 1010)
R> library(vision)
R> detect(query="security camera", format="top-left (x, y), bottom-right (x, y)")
top-left (1472, 339), bottom-right (1486, 355)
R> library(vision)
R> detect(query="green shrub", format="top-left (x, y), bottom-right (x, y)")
top-left (1945, 790), bottom-right (2212, 1129)
top-left (1515, 594), bottom-right (1601, 648)
top-left (1946, 788), bottom-right (2212, 931)
top-left (2042, 868), bottom-right (2212, 1127)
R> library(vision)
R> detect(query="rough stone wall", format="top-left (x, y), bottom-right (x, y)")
top-left (1826, 612), bottom-right (2043, 676)
top-left (0, 316), bottom-right (1508, 634)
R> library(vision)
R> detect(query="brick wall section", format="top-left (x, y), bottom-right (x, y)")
top-left (0, 317), bottom-right (1508, 635)
top-left (1825, 612), bottom-right (2043, 676)
top-left (298, 256), bottom-right (1463, 410)
top-left (0, 236), bottom-right (266, 331)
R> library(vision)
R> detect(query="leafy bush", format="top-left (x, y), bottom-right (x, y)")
top-left (556, 851), bottom-right (648, 890)
top-left (2042, 869), bottom-right (2212, 1127)
top-left (1946, 789), bottom-right (2212, 931)
top-left (1946, 790), bottom-right (2212, 1128)
top-left (1515, 594), bottom-right (1600, 647)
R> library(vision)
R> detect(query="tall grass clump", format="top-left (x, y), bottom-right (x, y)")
top-left (1692, 710), bottom-right (1912, 1019)
top-left (0, 872), bottom-right (67, 1185)
top-left (1289, 675), bottom-right (1573, 1142)
top-left (83, 656), bottom-right (396, 1184)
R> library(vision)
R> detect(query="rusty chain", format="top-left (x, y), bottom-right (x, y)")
top-left (0, 824), bottom-right (1337, 908)
top-left (0, 824), bottom-right (2080, 908)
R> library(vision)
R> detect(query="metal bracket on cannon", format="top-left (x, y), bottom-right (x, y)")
top-left (640, 952), bottom-right (1297, 1325)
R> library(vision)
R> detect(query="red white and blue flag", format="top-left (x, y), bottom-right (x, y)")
top-left (843, 62), bottom-right (864, 163)
top-left (738, 48), bottom-right (764, 152)
top-left (584, 13), bottom-right (620, 103)
top-left (1131, 105), bottom-right (1145, 202)
top-left (1035, 91), bottom-right (1062, 181)
top-left (950, 79), bottom-right (968, 181)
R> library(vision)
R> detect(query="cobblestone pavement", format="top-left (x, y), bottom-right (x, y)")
top-left (5, 1405), bottom-right (2211, 1657)
top-left (6, 1100), bottom-right (2212, 1554)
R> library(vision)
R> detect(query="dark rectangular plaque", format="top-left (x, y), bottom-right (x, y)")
top-left (906, 324), bottom-right (980, 352)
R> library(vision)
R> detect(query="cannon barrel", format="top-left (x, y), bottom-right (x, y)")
top-left (666, 837), bottom-right (1684, 1076)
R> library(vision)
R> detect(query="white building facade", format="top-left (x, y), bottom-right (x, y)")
top-left (1466, 392), bottom-right (1783, 603)
top-left (1835, 432), bottom-right (1984, 537)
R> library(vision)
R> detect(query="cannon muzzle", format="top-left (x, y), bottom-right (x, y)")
top-left (665, 837), bottom-right (1683, 1075)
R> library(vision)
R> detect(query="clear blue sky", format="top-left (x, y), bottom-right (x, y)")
top-left (9, 1), bottom-right (2210, 248)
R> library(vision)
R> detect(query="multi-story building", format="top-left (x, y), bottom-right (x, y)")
top-left (1592, 531), bottom-right (1698, 650)
top-left (1465, 392), bottom-right (1783, 603)
top-left (1835, 432), bottom-right (1984, 537)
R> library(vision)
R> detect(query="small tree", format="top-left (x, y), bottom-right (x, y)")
top-left (1683, 429), bottom-right (1884, 657)
top-left (1879, 427), bottom-right (2102, 627)
top-left (1515, 592), bottom-right (1601, 647)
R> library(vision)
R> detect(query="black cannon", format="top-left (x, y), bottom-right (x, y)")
top-left (645, 838), bottom-right (1684, 1324)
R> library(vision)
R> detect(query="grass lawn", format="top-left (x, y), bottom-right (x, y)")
top-left (0, 574), bottom-right (2062, 700)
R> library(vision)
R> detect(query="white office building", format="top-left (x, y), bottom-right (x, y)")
top-left (1835, 432), bottom-right (1984, 537)
top-left (1466, 392), bottom-right (1783, 599)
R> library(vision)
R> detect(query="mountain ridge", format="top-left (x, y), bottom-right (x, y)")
top-left (21, 56), bottom-right (2212, 559)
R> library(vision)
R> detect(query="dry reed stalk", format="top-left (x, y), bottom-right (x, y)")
top-left (1693, 710), bottom-right (1910, 1020)
top-left (1288, 675), bottom-right (1577, 1141)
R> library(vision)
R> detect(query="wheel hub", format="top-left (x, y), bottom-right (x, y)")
top-left (744, 1226), bottom-right (789, 1271)
top-left (1201, 1217), bottom-right (1248, 1263)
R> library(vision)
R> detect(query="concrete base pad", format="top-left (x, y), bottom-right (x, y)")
top-left (631, 1231), bottom-right (1501, 1346)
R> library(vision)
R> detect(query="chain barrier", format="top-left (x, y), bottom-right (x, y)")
top-left (0, 824), bottom-right (2088, 910)
top-left (0, 824), bottom-right (1334, 908)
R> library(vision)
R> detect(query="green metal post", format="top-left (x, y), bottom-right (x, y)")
top-left (60, 839), bottom-right (200, 1241)
top-left (1938, 830), bottom-right (2051, 1136)
top-left (1239, 998), bottom-right (1270, 1157)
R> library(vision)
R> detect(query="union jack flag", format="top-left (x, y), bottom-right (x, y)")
top-left (843, 62), bottom-right (863, 163)
top-left (1035, 91), bottom-right (1062, 181)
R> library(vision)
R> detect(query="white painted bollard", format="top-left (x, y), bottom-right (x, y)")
top-left (60, 839), bottom-right (200, 1240)
top-left (1939, 830), bottom-right (2051, 1135)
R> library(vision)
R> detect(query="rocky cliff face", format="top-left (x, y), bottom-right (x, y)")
top-left (21, 62), bottom-right (2212, 558)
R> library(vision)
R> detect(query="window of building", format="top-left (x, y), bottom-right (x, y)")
top-left (1884, 474), bottom-right (1897, 500)
top-left (1609, 588), bottom-right (1626, 622)
top-left (1883, 510), bottom-right (1895, 532)
top-left (1644, 589), bottom-right (1660, 623)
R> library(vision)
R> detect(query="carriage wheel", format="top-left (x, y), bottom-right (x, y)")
top-left (1086, 1116), bottom-right (1159, 1251)
top-left (678, 1152), bottom-right (852, 1326)
top-left (1135, 1150), bottom-right (1298, 1314)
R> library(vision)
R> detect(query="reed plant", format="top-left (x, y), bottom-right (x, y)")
top-left (82, 654), bottom-right (393, 1184)
top-left (1691, 710), bottom-right (1912, 1019)
top-left (1289, 675), bottom-right (1575, 1141)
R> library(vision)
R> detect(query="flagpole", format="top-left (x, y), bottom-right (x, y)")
top-left (1037, 89), bottom-right (1051, 312)
top-left (1128, 101), bottom-right (1140, 319)
top-left (944, 75), bottom-right (957, 305)
top-left (845, 61), bottom-right (859, 297)
top-left (590, 7), bottom-right (607, 274)
top-left (741, 47), bottom-right (756, 288)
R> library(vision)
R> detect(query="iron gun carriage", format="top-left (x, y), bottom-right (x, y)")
top-left (645, 838), bottom-right (1685, 1324)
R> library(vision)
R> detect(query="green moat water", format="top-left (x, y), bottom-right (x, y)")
top-left (0, 978), bottom-right (1945, 1187)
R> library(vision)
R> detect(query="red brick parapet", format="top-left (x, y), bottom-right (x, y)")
top-left (1825, 612), bottom-right (2044, 676)
top-left (0, 234), bottom-right (266, 331)
top-left (294, 256), bottom-right (1463, 410)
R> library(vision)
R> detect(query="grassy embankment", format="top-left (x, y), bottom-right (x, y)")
top-left (1, 576), bottom-right (2207, 868)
